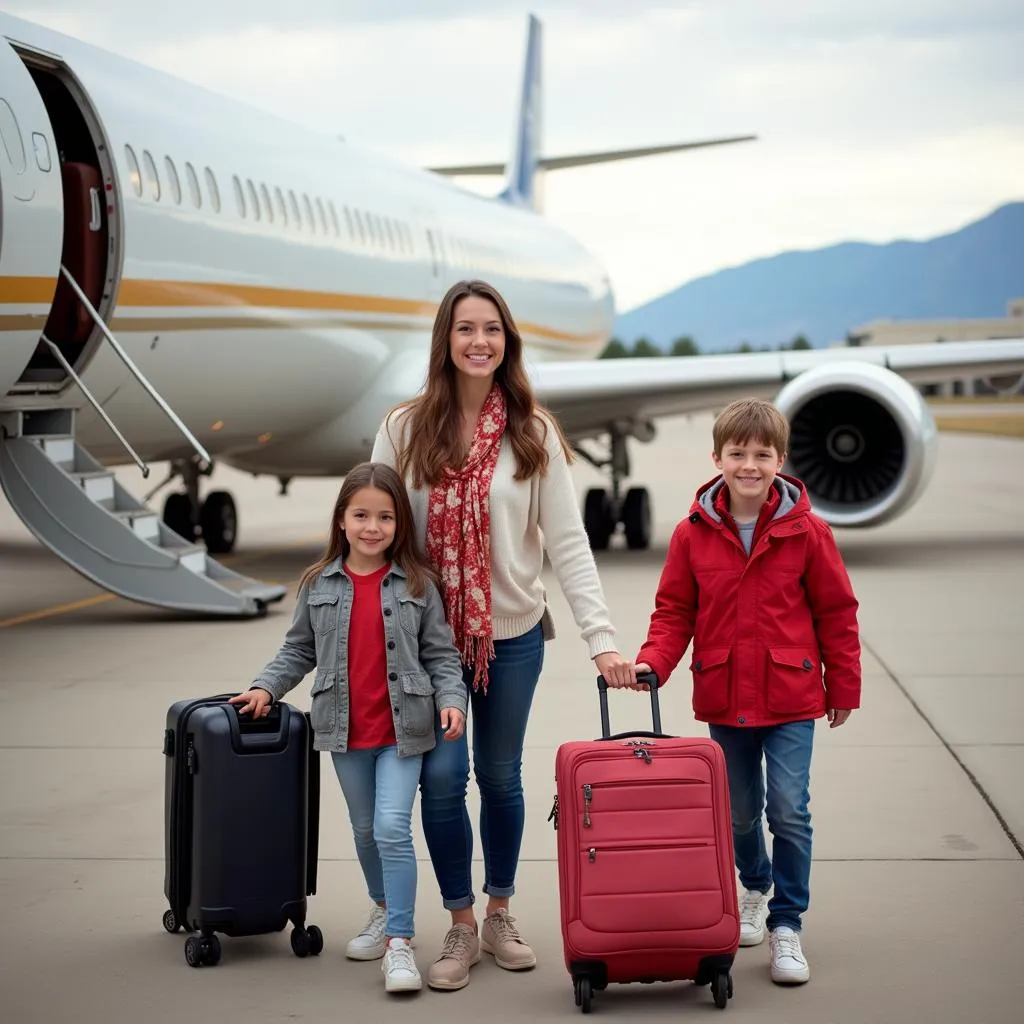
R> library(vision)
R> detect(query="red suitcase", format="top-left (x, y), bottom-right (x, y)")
top-left (550, 674), bottom-right (739, 1013)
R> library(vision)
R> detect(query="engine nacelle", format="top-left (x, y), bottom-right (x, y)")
top-left (774, 362), bottom-right (938, 528)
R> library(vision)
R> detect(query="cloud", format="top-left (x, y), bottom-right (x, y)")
top-left (8, 1), bottom-right (1023, 309)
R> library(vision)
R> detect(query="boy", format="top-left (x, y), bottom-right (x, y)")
top-left (632, 398), bottom-right (860, 985)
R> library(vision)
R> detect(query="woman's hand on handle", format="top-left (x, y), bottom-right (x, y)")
top-left (228, 688), bottom-right (273, 718)
top-left (440, 707), bottom-right (466, 740)
top-left (594, 651), bottom-right (638, 690)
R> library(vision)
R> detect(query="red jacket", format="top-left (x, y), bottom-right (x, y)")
top-left (636, 474), bottom-right (861, 728)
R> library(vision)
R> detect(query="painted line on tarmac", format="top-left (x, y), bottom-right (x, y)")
top-left (0, 533), bottom-right (323, 630)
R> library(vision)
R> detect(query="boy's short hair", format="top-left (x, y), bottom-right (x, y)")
top-left (712, 398), bottom-right (790, 457)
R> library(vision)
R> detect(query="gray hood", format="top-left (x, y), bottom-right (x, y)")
top-left (697, 475), bottom-right (802, 525)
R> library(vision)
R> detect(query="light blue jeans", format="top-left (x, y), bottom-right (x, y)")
top-left (709, 719), bottom-right (815, 933)
top-left (331, 745), bottom-right (422, 938)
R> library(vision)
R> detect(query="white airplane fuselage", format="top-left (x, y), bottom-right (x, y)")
top-left (1, 13), bottom-right (613, 479)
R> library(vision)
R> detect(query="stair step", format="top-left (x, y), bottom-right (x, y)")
top-left (176, 544), bottom-right (208, 574)
top-left (35, 435), bottom-right (75, 469)
top-left (71, 469), bottom-right (115, 508)
top-left (112, 509), bottom-right (161, 542)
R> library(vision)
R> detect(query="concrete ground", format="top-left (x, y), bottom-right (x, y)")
top-left (1, 413), bottom-right (1022, 1023)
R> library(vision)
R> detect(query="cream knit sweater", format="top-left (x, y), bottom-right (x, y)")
top-left (370, 408), bottom-right (619, 661)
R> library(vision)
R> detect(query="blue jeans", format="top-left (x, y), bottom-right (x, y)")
top-left (419, 621), bottom-right (544, 910)
top-left (709, 719), bottom-right (815, 933)
top-left (331, 745), bottom-right (422, 938)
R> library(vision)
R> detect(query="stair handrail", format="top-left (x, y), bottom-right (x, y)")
top-left (39, 335), bottom-right (150, 477)
top-left (58, 265), bottom-right (212, 469)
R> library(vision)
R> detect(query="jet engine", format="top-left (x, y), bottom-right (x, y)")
top-left (773, 362), bottom-right (938, 528)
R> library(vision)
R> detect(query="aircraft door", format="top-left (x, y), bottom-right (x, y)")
top-left (0, 40), bottom-right (63, 396)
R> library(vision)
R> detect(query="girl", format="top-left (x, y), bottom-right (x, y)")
top-left (230, 462), bottom-right (467, 994)
top-left (371, 279), bottom-right (635, 991)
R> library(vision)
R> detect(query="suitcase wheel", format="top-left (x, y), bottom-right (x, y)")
top-left (711, 971), bottom-right (733, 1009)
top-left (573, 977), bottom-right (593, 1014)
top-left (162, 908), bottom-right (181, 934)
top-left (184, 934), bottom-right (221, 968)
top-left (290, 924), bottom-right (324, 958)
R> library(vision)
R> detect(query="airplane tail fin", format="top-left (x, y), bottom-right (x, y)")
top-left (498, 13), bottom-right (543, 210)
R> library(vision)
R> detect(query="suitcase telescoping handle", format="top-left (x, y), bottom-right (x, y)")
top-left (596, 672), bottom-right (668, 740)
top-left (228, 698), bottom-right (292, 754)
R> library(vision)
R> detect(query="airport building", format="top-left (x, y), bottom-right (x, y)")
top-left (843, 299), bottom-right (1024, 395)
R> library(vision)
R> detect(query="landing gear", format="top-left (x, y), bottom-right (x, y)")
top-left (150, 456), bottom-right (238, 554)
top-left (576, 424), bottom-right (654, 551)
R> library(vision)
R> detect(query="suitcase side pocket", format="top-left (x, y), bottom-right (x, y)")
top-left (304, 711), bottom-right (320, 896)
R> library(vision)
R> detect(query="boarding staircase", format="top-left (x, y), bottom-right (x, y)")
top-left (0, 267), bottom-right (286, 618)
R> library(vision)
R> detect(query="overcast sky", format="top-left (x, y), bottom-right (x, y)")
top-left (10, 1), bottom-right (1024, 311)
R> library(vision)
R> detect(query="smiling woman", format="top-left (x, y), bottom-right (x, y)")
top-left (370, 277), bottom-right (634, 992)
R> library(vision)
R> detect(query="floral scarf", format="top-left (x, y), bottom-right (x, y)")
top-left (426, 385), bottom-right (506, 692)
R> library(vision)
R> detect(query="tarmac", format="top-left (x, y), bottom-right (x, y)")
top-left (1, 412), bottom-right (1022, 1023)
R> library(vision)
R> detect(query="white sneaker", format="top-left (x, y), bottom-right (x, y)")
top-left (382, 937), bottom-right (422, 993)
top-left (769, 926), bottom-right (810, 984)
top-left (738, 888), bottom-right (769, 946)
top-left (346, 904), bottom-right (387, 960)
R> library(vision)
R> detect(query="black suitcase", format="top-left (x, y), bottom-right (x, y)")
top-left (161, 694), bottom-right (323, 968)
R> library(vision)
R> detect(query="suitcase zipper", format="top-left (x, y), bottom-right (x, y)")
top-left (585, 839), bottom-right (712, 861)
top-left (582, 784), bottom-right (592, 828)
top-left (577, 777), bottom-right (699, 827)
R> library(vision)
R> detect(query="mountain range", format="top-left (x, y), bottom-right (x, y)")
top-left (612, 201), bottom-right (1024, 352)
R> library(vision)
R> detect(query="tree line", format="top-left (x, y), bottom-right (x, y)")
top-left (600, 335), bottom-right (813, 358)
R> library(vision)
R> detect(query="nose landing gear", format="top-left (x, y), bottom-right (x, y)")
top-left (148, 456), bottom-right (238, 555)
top-left (575, 425), bottom-right (653, 551)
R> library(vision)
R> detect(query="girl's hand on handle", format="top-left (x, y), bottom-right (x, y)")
top-left (440, 707), bottom-right (465, 740)
top-left (594, 651), bottom-right (638, 690)
top-left (228, 688), bottom-right (273, 718)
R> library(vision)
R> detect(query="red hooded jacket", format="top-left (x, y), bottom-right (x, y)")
top-left (636, 473), bottom-right (861, 728)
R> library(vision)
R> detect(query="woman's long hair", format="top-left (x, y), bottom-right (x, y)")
top-left (390, 279), bottom-right (572, 489)
top-left (299, 462), bottom-right (436, 597)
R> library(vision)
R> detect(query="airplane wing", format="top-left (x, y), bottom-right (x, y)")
top-left (528, 339), bottom-right (1024, 440)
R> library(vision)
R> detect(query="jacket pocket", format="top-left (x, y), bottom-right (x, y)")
top-left (308, 590), bottom-right (339, 636)
top-left (310, 671), bottom-right (337, 733)
top-left (397, 592), bottom-right (425, 637)
top-left (765, 646), bottom-right (824, 716)
top-left (399, 672), bottom-right (435, 737)
top-left (689, 647), bottom-right (732, 715)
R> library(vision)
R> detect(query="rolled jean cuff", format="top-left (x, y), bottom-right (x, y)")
top-left (482, 882), bottom-right (514, 898)
top-left (442, 893), bottom-right (476, 911)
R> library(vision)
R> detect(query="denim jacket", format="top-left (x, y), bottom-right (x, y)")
top-left (251, 559), bottom-right (467, 757)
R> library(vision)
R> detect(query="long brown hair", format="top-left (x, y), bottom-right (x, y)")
top-left (299, 462), bottom-right (436, 597)
top-left (390, 279), bottom-right (572, 488)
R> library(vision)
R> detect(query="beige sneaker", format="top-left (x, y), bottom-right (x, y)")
top-left (427, 923), bottom-right (480, 991)
top-left (481, 909), bottom-right (537, 970)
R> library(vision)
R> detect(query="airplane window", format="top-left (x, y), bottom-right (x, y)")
top-left (315, 197), bottom-right (328, 235)
top-left (353, 209), bottom-right (366, 244)
top-left (343, 205), bottom-right (354, 240)
top-left (288, 190), bottom-right (301, 230)
top-left (274, 187), bottom-right (288, 226)
top-left (366, 214), bottom-right (378, 246)
top-left (384, 218), bottom-right (396, 251)
top-left (302, 193), bottom-right (315, 233)
top-left (184, 162), bottom-right (201, 207)
top-left (204, 167), bottom-right (221, 212)
top-left (246, 179), bottom-right (261, 221)
top-left (232, 175), bottom-right (246, 217)
top-left (327, 200), bottom-right (340, 237)
top-left (260, 183), bottom-right (274, 223)
top-left (142, 149), bottom-right (161, 201)
top-left (124, 145), bottom-right (143, 197)
top-left (164, 156), bottom-right (182, 205)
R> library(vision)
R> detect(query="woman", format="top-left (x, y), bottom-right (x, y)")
top-left (371, 279), bottom-right (634, 991)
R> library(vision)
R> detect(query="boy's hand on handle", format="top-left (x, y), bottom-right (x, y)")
top-left (228, 688), bottom-right (273, 718)
top-left (828, 709), bottom-right (853, 729)
top-left (631, 662), bottom-right (653, 691)
top-left (440, 707), bottom-right (465, 740)
top-left (594, 651), bottom-right (637, 690)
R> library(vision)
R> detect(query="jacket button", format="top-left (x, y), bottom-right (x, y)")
top-left (694, 660), bottom-right (703, 672)
top-left (382, 577), bottom-right (390, 587)
top-left (689, 512), bottom-right (700, 523)
top-left (387, 640), bottom-right (396, 650)
top-left (384, 608), bottom-right (392, 616)
top-left (393, 705), bottom-right (399, 714)
top-left (737, 716), bottom-right (745, 724)
top-left (802, 658), bottom-right (813, 670)
top-left (388, 672), bottom-right (397, 681)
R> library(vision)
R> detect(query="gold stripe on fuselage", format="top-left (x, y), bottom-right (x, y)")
top-left (0, 276), bottom-right (606, 347)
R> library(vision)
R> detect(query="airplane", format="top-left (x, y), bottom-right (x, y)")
top-left (1, 11), bottom-right (1023, 620)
